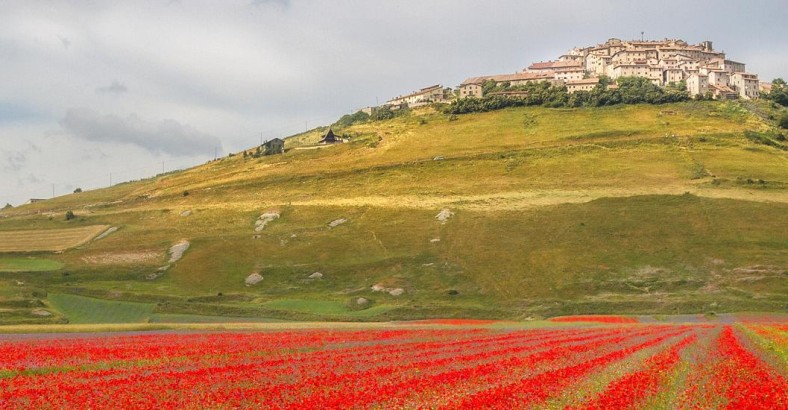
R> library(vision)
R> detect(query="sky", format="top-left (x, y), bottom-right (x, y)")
top-left (1, 0), bottom-right (787, 206)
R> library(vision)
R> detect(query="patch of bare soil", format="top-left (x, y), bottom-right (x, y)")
top-left (81, 251), bottom-right (160, 265)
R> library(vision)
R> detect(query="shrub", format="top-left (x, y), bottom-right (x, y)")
top-left (65, 210), bottom-right (75, 220)
top-left (73, 187), bottom-right (82, 193)
top-left (334, 110), bottom-right (370, 127)
top-left (183, 191), bottom-right (189, 197)
top-left (779, 113), bottom-right (788, 129)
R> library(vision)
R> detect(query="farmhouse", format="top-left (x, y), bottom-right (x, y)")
top-left (263, 138), bottom-right (285, 155)
top-left (459, 72), bottom-right (556, 98)
top-left (386, 85), bottom-right (446, 107)
top-left (566, 78), bottom-right (600, 93)
top-left (319, 129), bottom-right (344, 144)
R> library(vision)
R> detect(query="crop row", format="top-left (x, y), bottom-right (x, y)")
top-left (0, 323), bottom-right (784, 409)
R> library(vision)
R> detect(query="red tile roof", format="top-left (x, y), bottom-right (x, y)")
top-left (461, 72), bottom-right (553, 86)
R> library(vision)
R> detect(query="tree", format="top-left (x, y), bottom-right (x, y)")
top-left (65, 210), bottom-right (75, 220)
top-left (597, 75), bottom-right (612, 90)
top-left (481, 79), bottom-right (498, 95)
top-left (779, 113), bottom-right (788, 129)
top-left (73, 187), bottom-right (82, 193)
top-left (765, 78), bottom-right (788, 106)
top-left (334, 110), bottom-right (370, 127)
top-left (370, 106), bottom-right (394, 121)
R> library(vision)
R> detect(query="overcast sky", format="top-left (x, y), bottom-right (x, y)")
top-left (1, 0), bottom-right (787, 206)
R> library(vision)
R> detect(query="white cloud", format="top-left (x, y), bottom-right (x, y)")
top-left (96, 80), bottom-right (128, 95)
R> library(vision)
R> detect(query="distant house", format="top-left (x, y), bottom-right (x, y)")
top-left (566, 78), bottom-right (600, 93)
top-left (24, 198), bottom-right (46, 205)
top-left (386, 84), bottom-right (446, 107)
top-left (319, 129), bottom-right (343, 144)
top-left (263, 138), bottom-right (285, 155)
top-left (459, 72), bottom-right (557, 99)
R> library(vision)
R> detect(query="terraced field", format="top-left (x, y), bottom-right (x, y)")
top-left (0, 225), bottom-right (110, 253)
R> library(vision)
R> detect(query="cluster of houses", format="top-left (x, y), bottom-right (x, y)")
top-left (261, 38), bottom-right (765, 157)
top-left (460, 38), bottom-right (761, 100)
top-left (380, 38), bottom-right (763, 108)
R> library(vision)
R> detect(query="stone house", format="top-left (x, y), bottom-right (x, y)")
top-left (263, 138), bottom-right (285, 155)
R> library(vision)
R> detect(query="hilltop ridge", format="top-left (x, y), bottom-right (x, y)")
top-left (0, 101), bottom-right (786, 324)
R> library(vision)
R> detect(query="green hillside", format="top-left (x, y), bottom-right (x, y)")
top-left (1, 101), bottom-right (786, 324)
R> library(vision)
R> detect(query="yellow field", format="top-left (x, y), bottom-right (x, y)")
top-left (0, 225), bottom-right (110, 252)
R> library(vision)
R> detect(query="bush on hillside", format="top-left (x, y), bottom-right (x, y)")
top-left (765, 78), bottom-right (788, 107)
top-left (779, 113), bottom-right (788, 129)
top-left (370, 104), bottom-right (409, 121)
top-left (334, 110), bottom-right (370, 127)
top-left (65, 210), bottom-right (75, 220)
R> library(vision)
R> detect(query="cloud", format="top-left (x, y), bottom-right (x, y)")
top-left (58, 36), bottom-right (71, 49)
top-left (2, 150), bottom-right (27, 172)
top-left (59, 108), bottom-right (221, 156)
top-left (96, 80), bottom-right (128, 95)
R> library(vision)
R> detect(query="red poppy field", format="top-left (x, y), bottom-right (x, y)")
top-left (0, 320), bottom-right (785, 409)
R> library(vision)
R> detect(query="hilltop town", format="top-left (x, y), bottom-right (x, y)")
top-left (383, 38), bottom-right (763, 108)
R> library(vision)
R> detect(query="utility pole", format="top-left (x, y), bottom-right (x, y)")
top-left (109, 172), bottom-right (112, 186)
top-left (641, 31), bottom-right (644, 41)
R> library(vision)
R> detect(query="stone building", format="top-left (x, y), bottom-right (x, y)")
top-left (457, 37), bottom-right (759, 99)
top-left (263, 138), bottom-right (285, 155)
top-left (386, 85), bottom-right (445, 107)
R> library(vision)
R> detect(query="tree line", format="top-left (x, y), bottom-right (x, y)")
top-left (444, 76), bottom-right (690, 114)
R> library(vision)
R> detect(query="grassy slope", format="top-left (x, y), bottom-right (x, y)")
top-left (0, 101), bottom-right (786, 323)
top-left (47, 294), bottom-right (155, 324)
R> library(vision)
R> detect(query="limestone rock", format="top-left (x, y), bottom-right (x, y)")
top-left (31, 309), bottom-right (52, 317)
top-left (255, 211), bottom-right (280, 232)
top-left (245, 273), bottom-right (264, 286)
top-left (328, 218), bottom-right (347, 228)
top-left (435, 209), bottom-right (454, 223)
top-left (168, 240), bottom-right (190, 263)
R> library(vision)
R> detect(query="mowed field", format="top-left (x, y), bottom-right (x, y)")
top-left (0, 101), bottom-right (786, 323)
top-left (0, 225), bottom-right (109, 252)
top-left (0, 319), bottom-right (785, 408)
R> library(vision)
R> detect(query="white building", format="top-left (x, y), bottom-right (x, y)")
top-left (459, 37), bottom-right (759, 98)
top-left (387, 85), bottom-right (446, 106)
